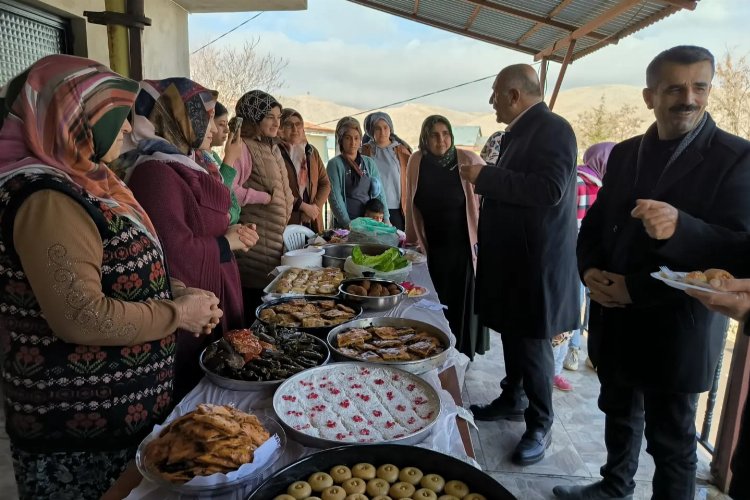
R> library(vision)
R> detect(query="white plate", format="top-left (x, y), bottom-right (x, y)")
top-left (650, 272), bottom-right (730, 294)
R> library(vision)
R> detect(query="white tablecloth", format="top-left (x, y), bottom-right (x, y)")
top-left (125, 261), bottom-right (473, 500)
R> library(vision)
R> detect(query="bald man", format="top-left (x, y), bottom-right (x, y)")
top-left (460, 64), bottom-right (580, 466)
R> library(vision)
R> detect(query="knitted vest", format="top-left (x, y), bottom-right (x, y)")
top-left (236, 138), bottom-right (293, 288)
top-left (0, 172), bottom-right (176, 453)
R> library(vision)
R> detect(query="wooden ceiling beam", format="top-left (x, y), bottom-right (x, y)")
top-left (347, 0), bottom-right (555, 59)
top-left (465, 5), bottom-right (481, 30)
top-left (464, 0), bottom-right (608, 40)
top-left (535, 0), bottom-right (643, 60)
top-left (413, 0), bottom-right (420, 15)
top-left (570, 5), bottom-right (681, 62)
top-left (517, 0), bottom-right (576, 45)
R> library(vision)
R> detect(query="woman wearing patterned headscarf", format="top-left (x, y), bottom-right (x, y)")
top-left (361, 111), bottom-right (412, 230)
top-left (0, 55), bottom-right (220, 499)
top-left (122, 78), bottom-right (256, 399)
top-left (404, 115), bottom-right (489, 359)
top-left (233, 90), bottom-right (293, 313)
top-left (326, 116), bottom-right (389, 228)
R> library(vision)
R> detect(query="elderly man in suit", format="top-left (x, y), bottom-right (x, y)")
top-left (460, 64), bottom-right (580, 466)
top-left (553, 45), bottom-right (750, 500)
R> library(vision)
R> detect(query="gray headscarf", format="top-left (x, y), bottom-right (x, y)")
top-left (335, 116), bottom-right (362, 149)
top-left (363, 111), bottom-right (412, 152)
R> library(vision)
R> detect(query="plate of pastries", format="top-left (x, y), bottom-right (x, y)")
top-left (652, 267), bottom-right (734, 294)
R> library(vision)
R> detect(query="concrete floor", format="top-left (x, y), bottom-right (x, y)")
top-left (465, 331), bottom-right (732, 500)
top-left (0, 331), bottom-right (735, 499)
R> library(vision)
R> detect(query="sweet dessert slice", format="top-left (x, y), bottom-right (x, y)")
top-left (371, 327), bottom-right (399, 340)
top-left (377, 347), bottom-right (410, 361)
top-left (337, 328), bottom-right (372, 347)
top-left (407, 340), bottom-right (436, 359)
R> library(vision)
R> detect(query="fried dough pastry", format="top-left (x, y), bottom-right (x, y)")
top-left (143, 404), bottom-right (270, 483)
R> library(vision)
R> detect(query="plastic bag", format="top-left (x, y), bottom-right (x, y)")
top-left (348, 217), bottom-right (400, 247)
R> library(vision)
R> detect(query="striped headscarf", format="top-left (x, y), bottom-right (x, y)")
top-left (0, 54), bottom-right (161, 246)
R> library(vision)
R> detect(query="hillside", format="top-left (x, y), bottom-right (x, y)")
top-left (280, 84), bottom-right (654, 148)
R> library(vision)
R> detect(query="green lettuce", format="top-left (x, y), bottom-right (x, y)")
top-left (351, 246), bottom-right (408, 272)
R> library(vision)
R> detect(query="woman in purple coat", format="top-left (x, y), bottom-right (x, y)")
top-left (121, 78), bottom-right (258, 398)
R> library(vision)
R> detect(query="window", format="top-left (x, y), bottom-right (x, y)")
top-left (0, 0), bottom-right (71, 86)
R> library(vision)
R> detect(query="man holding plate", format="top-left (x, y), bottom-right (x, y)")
top-left (558, 46), bottom-right (750, 500)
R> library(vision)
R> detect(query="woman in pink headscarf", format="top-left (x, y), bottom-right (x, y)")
top-left (558, 142), bottom-right (616, 386)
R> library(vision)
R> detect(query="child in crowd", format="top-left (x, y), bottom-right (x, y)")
top-left (364, 198), bottom-right (385, 223)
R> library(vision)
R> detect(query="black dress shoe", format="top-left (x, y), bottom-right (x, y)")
top-left (511, 429), bottom-right (551, 465)
top-left (552, 482), bottom-right (633, 499)
top-left (469, 397), bottom-right (526, 422)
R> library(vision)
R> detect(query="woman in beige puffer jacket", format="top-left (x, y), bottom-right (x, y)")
top-left (232, 90), bottom-right (293, 313)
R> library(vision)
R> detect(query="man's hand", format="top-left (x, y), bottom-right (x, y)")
top-left (583, 268), bottom-right (630, 307)
top-left (631, 199), bottom-right (679, 240)
top-left (685, 278), bottom-right (750, 323)
top-left (458, 164), bottom-right (484, 184)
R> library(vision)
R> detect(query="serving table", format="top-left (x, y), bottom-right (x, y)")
top-left (105, 260), bottom-right (476, 500)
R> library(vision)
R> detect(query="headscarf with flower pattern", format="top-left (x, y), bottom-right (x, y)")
top-left (0, 54), bottom-right (161, 247)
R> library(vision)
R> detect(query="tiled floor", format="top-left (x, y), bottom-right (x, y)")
top-left (465, 331), bottom-right (732, 500)
top-left (0, 331), bottom-right (733, 499)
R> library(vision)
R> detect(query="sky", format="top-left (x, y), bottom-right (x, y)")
top-left (188, 0), bottom-right (750, 113)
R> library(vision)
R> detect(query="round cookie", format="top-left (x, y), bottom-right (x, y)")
top-left (341, 478), bottom-right (367, 495)
top-left (444, 480), bottom-right (469, 498)
top-left (288, 481), bottom-right (313, 499)
top-left (420, 474), bottom-right (445, 493)
top-left (463, 494), bottom-right (486, 500)
top-left (376, 464), bottom-right (400, 483)
top-left (437, 496), bottom-right (460, 500)
top-left (390, 481), bottom-right (416, 499)
top-left (398, 467), bottom-right (423, 486)
top-left (321, 485), bottom-right (346, 500)
top-left (367, 478), bottom-right (391, 497)
top-left (308, 472), bottom-right (334, 493)
top-left (344, 495), bottom-right (369, 500)
top-left (372, 496), bottom-right (394, 500)
top-left (273, 496), bottom-right (296, 500)
top-left (414, 488), bottom-right (438, 500)
top-left (330, 465), bottom-right (352, 483)
top-left (303, 497), bottom-right (323, 500)
top-left (352, 463), bottom-right (377, 480)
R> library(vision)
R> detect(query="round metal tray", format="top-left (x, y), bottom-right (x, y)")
top-left (135, 415), bottom-right (286, 496)
top-left (254, 295), bottom-right (362, 338)
top-left (246, 444), bottom-right (516, 500)
top-left (320, 243), bottom-right (401, 270)
top-left (338, 278), bottom-right (405, 311)
top-left (272, 362), bottom-right (441, 448)
top-left (199, 334), bottom-right (330, 392)
top-left (327, 317), bottom-right (454, 375)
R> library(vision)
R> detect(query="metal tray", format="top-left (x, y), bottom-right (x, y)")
top-left (321, 243), bottom-right (403, 270)
top-left (254, 296), bottom-right (362, 339)
top-left (338, 278), bottom-right (405, 311)
top-left (327, 317), bottom-right (454, 375)
top-left (263, 266), bottom-right (343, 299)
top-left (199, 334), bottom-right (330, 392)
top-left (246, 444), bottom-right (516, 500)
top-left (136, 415), bottom-right (286, 497)
top-left (272, 362), bottom-right (441, 448)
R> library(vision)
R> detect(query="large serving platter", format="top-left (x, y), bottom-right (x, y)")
top-left (272, 362), bottom-right (441, 448)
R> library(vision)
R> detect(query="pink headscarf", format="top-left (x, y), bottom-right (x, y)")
top-left (577, 142), bottom-right (615, 182)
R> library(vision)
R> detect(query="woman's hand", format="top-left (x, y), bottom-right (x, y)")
top-left (300, 202), bottom-right (320, 221)
top-left (225, 223), bottom-right (259, 251)
top-left (222, 130), bottom-right (242, 167)
top-left (175, 293), bottom-right (223, 335)
top-left (686, 278), bottom-right (750, 323)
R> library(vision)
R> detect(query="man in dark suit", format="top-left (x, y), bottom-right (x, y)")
top-left (459, 64), bottom-right (580, 466)
top-left (554, 46), bottom-right (750, 500)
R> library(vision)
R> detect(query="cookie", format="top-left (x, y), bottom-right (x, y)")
top-left (389, 481), bottom-right (416, 499)
top-left (398, 467), bottom-right (423, 486)
top-left (330, 465), bottom-right (352, 483)
top-left (376, 464), bottom-right (399, 483)
top-left (308, 472), bottom-right (334, 493)
top-left (352, 463), bottom-right (377, 480)
top-left (420, 474), bottom-right (445, 493)
top-left (287, 481), bottom-right (312, 499)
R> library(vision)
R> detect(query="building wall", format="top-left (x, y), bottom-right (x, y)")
top-left (19, 0), bottom-right (189, 78)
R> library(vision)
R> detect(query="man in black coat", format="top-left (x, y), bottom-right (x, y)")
top-left (554, 46), bottom-right (750, 500)
top-left (460, 64), bottom-right (580, 466)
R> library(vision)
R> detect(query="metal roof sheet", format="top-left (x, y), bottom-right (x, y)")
top-left (346, 0), bottom-right (698, 62)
